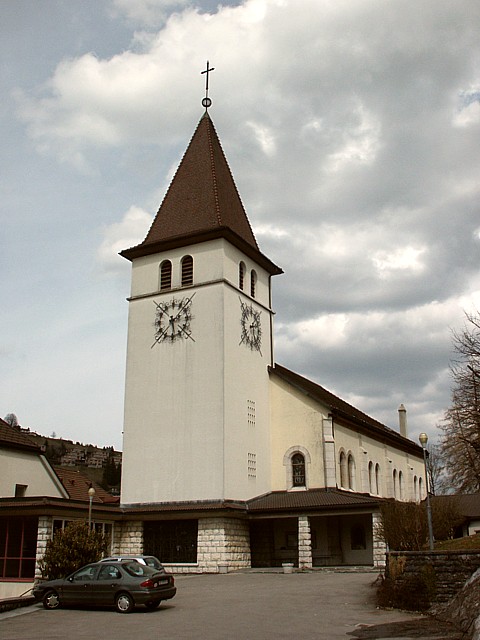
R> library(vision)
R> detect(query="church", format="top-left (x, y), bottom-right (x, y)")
top-left (116, 99), bottom-right (427, 572)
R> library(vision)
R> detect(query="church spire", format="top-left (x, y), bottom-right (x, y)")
top-left (121, 111), bottom-right (281, 275)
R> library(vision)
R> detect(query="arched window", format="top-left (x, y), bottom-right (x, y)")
top-left (292, 453), bottom-right (306, 487)
top-left (181, 255), bottom-right (193, 286)
top-left (368, 461), bottom-right (374, 493)
top-left (239, 262), bottom-right (245, 290)
top-left (399, 470), bottom-right (404, 500)
top-left (339, 451), bottom-right (347, 489)
top-left (375, 463), bottom-right (380, 495)
top-left (393, 469), bottom-right (398, 498)
top-left (419, 476), bottom-right (424, 499)
top-left (284, 446), bottom-right (311, 490)
top-left (348, 454), bottom-right (356, 490)
top-left (413, 475), bottom-right (418, 502)
top-left (160, 260), bottom-right (172, 290)
top-left (250, 270), bottom-right (257, 298)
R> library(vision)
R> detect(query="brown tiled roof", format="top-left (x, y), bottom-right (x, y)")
top-left (53, 467), bottom-right (119, 504)
top-left (270, 364), bottom-right (423, 457)
top-left (0, 418), bottom-right (40, 452)
top-left (247, 488), bottom-right (382, 512)
top-left (0, 496), bottom-right (122, 519)
top-left (122, 500), bottom-right (246, 517)
top-left (435, 493), bottom-right (480, 519)
top-left (121, 113), bottom-right (282, 276)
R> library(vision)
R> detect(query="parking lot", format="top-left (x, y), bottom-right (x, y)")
top-left (0, 571), bottom-right (458, 640)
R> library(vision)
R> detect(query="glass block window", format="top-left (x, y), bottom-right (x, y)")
top-left (248, 452), bottom-right (257, 478)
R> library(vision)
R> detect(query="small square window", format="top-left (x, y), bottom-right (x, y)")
top-left (15, 484), bottom-right (27, 498)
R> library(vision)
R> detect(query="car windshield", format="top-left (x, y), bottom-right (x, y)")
top-left (123, 562), bottom-right (156, 578)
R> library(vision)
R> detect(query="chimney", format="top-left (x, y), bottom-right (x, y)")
top-left (398, 404), bottom-right (407, 438)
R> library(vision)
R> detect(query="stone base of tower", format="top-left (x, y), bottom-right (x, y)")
top-left (113, 517), bottom-right (251, 574)
top-left (196, 517), bottom-right (251, 573)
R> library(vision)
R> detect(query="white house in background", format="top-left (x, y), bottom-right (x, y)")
top-left (0, 419), bottom-right (118, 599)
top-left (116, 109), bottom-right (427, 573)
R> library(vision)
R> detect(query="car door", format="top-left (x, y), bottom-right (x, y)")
top-left (60, 564), bottom-right (97, 605)
top-left (93, 564), bottom-right (123, 605)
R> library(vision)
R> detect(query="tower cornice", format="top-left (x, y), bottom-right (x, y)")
top-left (121, 226), bottom-right (283, 275)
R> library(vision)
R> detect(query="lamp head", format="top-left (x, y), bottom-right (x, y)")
top-left (419, 432), bottom-right (428, 448)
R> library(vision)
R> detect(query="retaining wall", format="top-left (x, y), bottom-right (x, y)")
top-left (387, 550), bottom-right (480, 605)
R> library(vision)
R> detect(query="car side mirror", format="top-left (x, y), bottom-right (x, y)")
top-left (68, 577), bottom-right (74, 582)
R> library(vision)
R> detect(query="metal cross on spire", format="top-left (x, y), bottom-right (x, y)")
top-left (201, 60), bottom-right (215, 110)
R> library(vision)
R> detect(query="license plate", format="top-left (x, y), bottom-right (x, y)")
top-left (154, 579), bottom-right (169, 587)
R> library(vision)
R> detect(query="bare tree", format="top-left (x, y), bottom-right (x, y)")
top-left (426, 443), bottom-right (447, 495)
top-left (4, 413), bottom-right (19, 427)
top-left (440, 311), bottom-right (480, 493)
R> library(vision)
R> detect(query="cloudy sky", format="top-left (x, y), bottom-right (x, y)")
top-left (2, 0), bottom-right (479, 451)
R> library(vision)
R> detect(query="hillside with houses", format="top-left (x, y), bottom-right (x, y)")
top-left (18, 426), bottom-right (122, 494)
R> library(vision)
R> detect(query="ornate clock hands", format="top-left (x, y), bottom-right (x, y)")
top-left (152, 294), bottom-right (196, 346)
top-left (239, 298), bottom-right (262, 354)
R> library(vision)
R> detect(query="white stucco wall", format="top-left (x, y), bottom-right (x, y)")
top-left (268, 373), bottom-right (425, 499)
top-left (0, 449), bottom-right (66, 498)
top-left (334, 425), bottom-right (425, 500)
top-left (121, 238), bottom-right (274, 504)
top-left (269, 375), bottom-right (326, 491)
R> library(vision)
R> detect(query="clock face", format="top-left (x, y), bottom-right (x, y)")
top-left (152, 294), bottom-right (195, 346)
top-left (240, 299), bottom-right (262, 353)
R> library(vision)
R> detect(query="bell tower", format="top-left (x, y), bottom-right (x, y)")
top-left (120, 105), bottom-right (282, 506)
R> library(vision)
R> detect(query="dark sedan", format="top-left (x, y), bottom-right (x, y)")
top-left (33, 560), bottom-right (176, 613)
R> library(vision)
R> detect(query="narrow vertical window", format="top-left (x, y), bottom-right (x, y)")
top-left (160, 260), bottom-right (172, 290)
top-left (348, 454), bottom-right (356, 490)
top-left (375, 463), bottom-right (380, 495)
top-left (393, 469), bottom-right (398, 498)
top-left (339, 452), bottom-right (347, 488)
top-left (292, 453), bottom-right (306, 487)
top-left (239, 262), bottom-right (245, 290)
top-left (399, 470), bottom-right (404, 500)
top-left (250, 269), bottom-right (257, 298)
top-left (181, 255), bottom-right (193, 286)
top-left (368, 462), bottom-right (374, 493)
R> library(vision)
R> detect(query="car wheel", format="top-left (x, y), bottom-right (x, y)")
top-left (43, 590), bottom-right (60, 610)
top-left (145, 600), bottom-right (161, 610)
top-left (115, 592), bottom-right (134, 613)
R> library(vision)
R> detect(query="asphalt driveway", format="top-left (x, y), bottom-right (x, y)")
top-left (0, 571), bottom-right (461, 639)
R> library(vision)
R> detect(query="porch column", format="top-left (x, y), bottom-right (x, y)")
top-left (372, 511), bottom-right (386, 568)
top-left (35, 515), bottom-right (52, 580)
top-left (298, 516), bottom-right (312, 569)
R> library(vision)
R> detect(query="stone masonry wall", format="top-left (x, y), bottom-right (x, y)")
top-left (196, 517), bottom-right (251, 573)
top-left (112, 520), bottom-right (143, 556)
top-left (372, 511), bottom-right (387, 568)
top-left (35, 515), bottom-right (53, 580)
top-left (387, 551), bottom-right (480, 605)
top-left (298, 516), bottom-right (312, 569)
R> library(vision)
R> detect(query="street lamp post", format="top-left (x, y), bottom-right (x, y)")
top-left (419, 433), bottom-right (434, 550)
top-left (88, 486), bottom-right (96, 529)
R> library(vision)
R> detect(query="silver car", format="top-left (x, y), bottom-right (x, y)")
top-left (100, 555), bottom-right (165, 572)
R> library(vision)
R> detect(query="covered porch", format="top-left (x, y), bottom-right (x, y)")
top-left (247, 488), bottom-right (386, 569)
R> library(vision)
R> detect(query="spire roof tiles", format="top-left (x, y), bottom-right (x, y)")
top-left (121, 112), bottom-right (282, 275)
